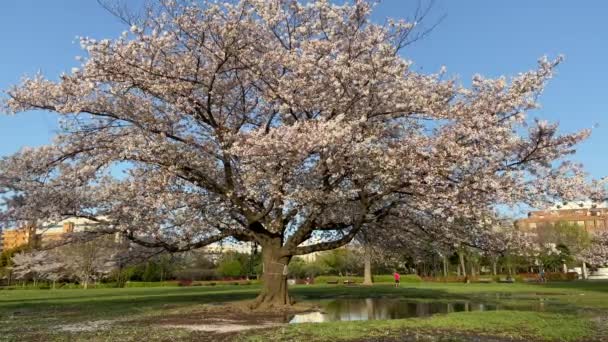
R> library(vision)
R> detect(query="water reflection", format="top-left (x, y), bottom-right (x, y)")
top-left (289, 298), bottom-right (498, 323)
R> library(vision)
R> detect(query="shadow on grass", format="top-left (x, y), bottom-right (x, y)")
top-left (0, 287), bottom-right (260, 320)
top-left (0, 285), bottom-right (258, 305)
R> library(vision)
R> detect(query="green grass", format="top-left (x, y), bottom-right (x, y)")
top-left (1, 281), bottom-right (607, 341)
top-left (244, 311), bottom-right (593, 342)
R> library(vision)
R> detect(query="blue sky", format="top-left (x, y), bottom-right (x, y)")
top-left (1, 0), bottom-right (607, 180)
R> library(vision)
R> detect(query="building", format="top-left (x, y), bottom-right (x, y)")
top-left (1, 224), bottom-right (36, 251)
top-left (516, 202), bottom-right (608, 235)
top-left (38, 218), bottom-right (97, 245)
top-left (0, 218), bottom-right (97, 251)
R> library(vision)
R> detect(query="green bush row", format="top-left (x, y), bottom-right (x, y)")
top-left (313, 274), bottom-right (421, 284)
top-left (0, 280), bottom-right (264, 290)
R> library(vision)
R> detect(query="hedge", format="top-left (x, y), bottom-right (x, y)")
top-left (314, 274), bottom-right (421, 284)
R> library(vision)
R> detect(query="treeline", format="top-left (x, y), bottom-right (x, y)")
top-left (1, 245), bottom-right (385, 287)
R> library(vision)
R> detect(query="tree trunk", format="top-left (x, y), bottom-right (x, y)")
top-left (492, 260), bottom-right (497, 276)
top-left (442, 255), bottom-right (448, 278)
top-left (362, 245), bottom-right (373, 286)
top-left (582, 262), bottom-right (588, 280)
top-left (459, 252), bottom-right (467, 277)
top-left (251, 238), bottom-right (292, 309)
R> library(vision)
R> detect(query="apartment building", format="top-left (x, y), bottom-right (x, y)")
top-left (516, 202), bottom-right (608, 235)
top-left (1, 218), bottom-right (97, 251)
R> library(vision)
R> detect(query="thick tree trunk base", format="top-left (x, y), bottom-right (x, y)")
top-left (250, 239), bottom-right (293, 310)
top-left (249, 291), bottom-right (294, 310)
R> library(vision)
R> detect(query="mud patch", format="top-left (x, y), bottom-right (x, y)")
top-left (140, 301), bottom-right (316, 334)
top-left (165, 322), bottom-right (283, 333)
top-left (59, 319), bottom-right (115, 332)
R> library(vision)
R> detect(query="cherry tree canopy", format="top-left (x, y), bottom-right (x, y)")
top-left (0, 0), bottom-right (603, 306)
top-left (580, 231), bottom-right (608, 267)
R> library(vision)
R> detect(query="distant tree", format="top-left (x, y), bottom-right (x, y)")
top-left (0, 245), bottom-right (30, 268)
top-left (142, 261), bottom-right (160, 282)
top-left (317, 249), bottom-right (355, 276)
top-left (580, 231), bottom-right (608, 267)
top-left (287, 257), bottom-right (307, 279)
top-left (54, 237), bottom-right (120, 288)
top-left (537, 221), bottom-right (591, 258)
top-left (217, 258), bottom-right (243, 278)
top-left (12, 251), bottom-right (63, 286)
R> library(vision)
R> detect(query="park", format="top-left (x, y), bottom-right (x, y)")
top-left (2, 280), bottom-right (608, 341)
top-left (1, 0), bottom-right (608, 341)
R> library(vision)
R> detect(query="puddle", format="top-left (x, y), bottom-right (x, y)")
top-left (289, 297), bottom-right (552, 323)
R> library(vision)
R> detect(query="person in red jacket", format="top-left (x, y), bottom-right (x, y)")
top-left (394, 271), bottom-right (401, 288)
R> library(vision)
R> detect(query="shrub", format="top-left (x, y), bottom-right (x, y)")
top-left (545, 272), bottom-right (578, 281)
top-left (124, 281), bottom-right (178, 288)
top-left (314, 274), bottom-right (421, 284)
top-left (177, 279), bottom-right (193, 287)
top-left (422, 276), bottom-right (467, 283)
top-left (173, 269), bottom-right (216, 281)
top-left (374, 274), bottom-right (422, 283)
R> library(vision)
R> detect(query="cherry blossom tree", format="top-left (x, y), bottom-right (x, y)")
top-left (11, 235), bottom-right (147, 288)
top-left (55, 238), bottom-right (118, 289)
top-left (1, 0), bottom-right (604, 308)
top-left (579, 231), bottom-right (608, 278)
top-left (12, 251), bottom-right (63, 286)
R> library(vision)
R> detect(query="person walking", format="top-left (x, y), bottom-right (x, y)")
top-left (539, 268), bottom-right (546, 283)
top-left (393, 271), bottom-right (401, 288)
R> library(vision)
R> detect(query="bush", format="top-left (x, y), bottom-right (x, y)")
top-left (374, 274), bottom-right (422, 283)
top-left (422, 276), bottom-right (467, 283)
top-left (124, 281), bottom-right (177, 288)
top-left (314, 275), bottom-right (359, 284)
top-left (545, 272), bottom-right (578, 281)
top-left (177, 279), bottom-right (193, 287)
top-left (173, 269), bottom-right (216, 281)
top-left (314, 274), bottom-right (421, 284)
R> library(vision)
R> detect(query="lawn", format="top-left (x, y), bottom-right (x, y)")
top-left (1, 281), bottom-right (607, 341)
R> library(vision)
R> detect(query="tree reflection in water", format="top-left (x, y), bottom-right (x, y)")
top-left (289, 298), bottom-right (499, 323)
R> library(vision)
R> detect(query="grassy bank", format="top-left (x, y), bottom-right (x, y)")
top-left (1, 281), bottom-right (607, 341)
top-left (245, 311), bottom-right (594, 342)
